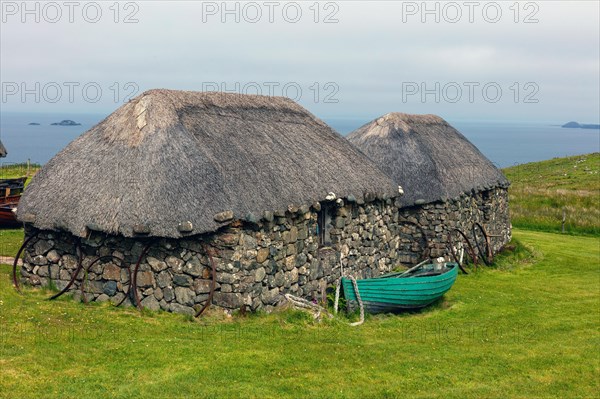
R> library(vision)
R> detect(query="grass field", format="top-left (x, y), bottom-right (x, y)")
top-left (0, 229), bottom-right (598, 399)
top-left (503, 153), bottom-right (600, 235)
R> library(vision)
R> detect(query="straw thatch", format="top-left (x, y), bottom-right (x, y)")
top-left (0, 139), bottom-right (6, 157)
top-left (18, 89), bottom-right (398, 238)
top-left (347, 113), bottom-right (509, 207)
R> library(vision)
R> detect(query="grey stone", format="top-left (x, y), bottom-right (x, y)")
top-left (254, 267), bottom-right (266, 282)
top-left (163, 287), bottom-right (175, 302)
top-left (147, 257), bottom-right (167, 272)
top-left (157, 271), bottom-right (171, 288)
top-left (49, 265), bottom-right (59, 279)
top-left (110, 293), bottom-right (126, 306)
top-left (154, 287), bottom-right (164, 301)
top-left (260, 288), bottom-right (280, 305)
top-left (173, 274), bottom-right (192, 287)
top-left (263, 211), bottom-right (274, 222)
top-left (193, 279), bottom-right (213, 294)
top-left (177, 221), bottom-right (194, 233)
top-left (216, 272), bottom-right (236, 284)
top-left (46, 250), bottom-right (60, 263)
top-left (183, 257), bottom-right (203, 277)
top-left (214, 210), bottom-right (234, 223)
top-left (213, 292), bottom-right (242, 309)
top-left (34, 239), bottom-right (53, 255)
top-left (137, 271), bottom-right (155, 287)
top-left (295, 253), bottom-right (307, 267)
top-left (245, 212), bottom-right (258, 223)
top-left (102, 264), bottom-right (121, 280)
top-left (32, 255), bottom-right (48, 266)
top-left (141, 295), bottom-right (161, 311)
top-left (166, 256), bottom-right (184, 272)
top-left (175, 287), bottom-right (195, 306)
top-left (96, 294), bottom-right (110, 302)
top-left (61, 254), bottom-right (78, 270)
top-left (169, 303), bottom-right (195, 316)
top-left (221, 284), bottom-right (232, 293)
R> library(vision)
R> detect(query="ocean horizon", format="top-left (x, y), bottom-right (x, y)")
top-left (0, 112), bottom-right (598, 168)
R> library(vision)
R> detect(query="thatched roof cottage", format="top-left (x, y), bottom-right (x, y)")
top-left (18, 90), bottom-right (405, 314)
top-left (0, 139), bottom-right (7, 158)
top-left (348, 113), bottom-right (511, 262)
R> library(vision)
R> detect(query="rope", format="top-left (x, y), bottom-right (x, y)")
top-left (333, 275), bottom-right (364, 327)
top-left (284, 294), bottom-right (333, 320)
top-left (348, 276), bottom-right (364, 327)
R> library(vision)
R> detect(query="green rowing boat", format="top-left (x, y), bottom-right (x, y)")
top-left (341, 261), bottom-right (459, 313)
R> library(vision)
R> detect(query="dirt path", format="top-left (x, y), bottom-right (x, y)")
top-left (0, 256), bottom-right (20, 265)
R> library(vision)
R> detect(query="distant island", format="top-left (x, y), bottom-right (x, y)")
top-left (28, 122), bottom-right (40, 125)
top-left (562, 121), bottom-right (600, 130)
top-left (50, 120), bottom-right (81, 126)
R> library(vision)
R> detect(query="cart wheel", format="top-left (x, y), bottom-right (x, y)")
top-left (447, 228), bottom-right (478, 273)
top-left (472, 222), bottom-right (493, 266)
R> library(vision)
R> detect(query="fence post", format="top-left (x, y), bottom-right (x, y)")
top-left (561, 208), bottom-right (566, 233)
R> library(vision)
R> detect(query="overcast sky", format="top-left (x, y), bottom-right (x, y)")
top-left (1, 1), bottom-right (599, 122)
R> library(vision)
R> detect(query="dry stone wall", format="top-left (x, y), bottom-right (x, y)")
top-left (20, 188), bottom-right (510, 314)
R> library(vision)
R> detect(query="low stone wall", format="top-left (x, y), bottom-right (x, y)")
top-left (20, 199), bottom-right (401, 314)
top-left (396, 187), bottom-right (511, 264)
top-left (20, 188), bottom-right (510, 314)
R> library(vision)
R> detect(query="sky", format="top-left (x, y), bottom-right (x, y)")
top-left (1, 0), bottom-right (599, 123)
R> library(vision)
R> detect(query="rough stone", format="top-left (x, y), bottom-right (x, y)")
top-left (32, 255), bottom-right (48, 266)
top-left (175, 287), bottom-right (195, 306)
top-left (169, 303), bottom-right (195, 316)
top-left (213, 292), bottom-right (242, 309)
top-left (193, 279), bottom-right (213, 294)
top-left (214, 210), bottom-right (234, 223)
top-left (256, 247), bottom-right (269, 263)
top-left (34, 239), bottom-right (53, 255)
top-left (173, 274), bottom-right (192, 287)
top-left (141, 295), bottom-right (161, 311)
top-left (157, 271), bottom-right (171, 288)
top-left (166, 256), bottom-right (184, 272)
top-left (96, 294), bottom-right (110, 302)
top-left (102, 264), bottom-right (121, 280)
top-left (137, 271), bottom-right (155, 287)
top-left (163, 287), bottom-right (175, 302)
top-left (254, 267), bottom-right (266, 282)
top-left (147, 257), bottom-right (167, 272)
top-left (46, 250), bottom-right (61, 263)
top-left (183, 257), bottom-right (203, 277)
top-left (103, 281), bottom-right (118, 296)
top-left (260, 288), bottom-right (280, 305)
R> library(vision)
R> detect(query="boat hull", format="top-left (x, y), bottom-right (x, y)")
top-left (0, 204), bottom-right (19, 227)
top-left (341, 263), bottom-right (459, 313)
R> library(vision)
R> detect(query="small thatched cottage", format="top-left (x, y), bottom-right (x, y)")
top-left (347, 113), bottom-right (511, 264)
top-left (18, 89), bottom-right (407, 314)
top-left (0, 139), bottom-right (7, 158)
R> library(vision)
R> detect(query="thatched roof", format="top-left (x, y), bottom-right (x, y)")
top-left (347, 113), bottom-right (509, 207)
top-left (0, 139), bottom-right (6, 157)
top-left (18, 89), bottom-right (398, 238)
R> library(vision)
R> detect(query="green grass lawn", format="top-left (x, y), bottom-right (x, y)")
top-left (0, 229), bottom-right (598, 399)
top-left (0, 229), bottom-right (25, 258)
top-left (503, 153), bottom-right (600, 235)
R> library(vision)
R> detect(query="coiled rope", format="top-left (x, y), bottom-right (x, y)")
top-left (334, 275), bottom-right (364, 327)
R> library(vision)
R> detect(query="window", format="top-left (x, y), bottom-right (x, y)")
top-left (317, 202), bottom-right (334, 247)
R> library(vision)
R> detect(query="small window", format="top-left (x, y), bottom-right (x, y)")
top-left (317, 202), bottom-right (334, 247)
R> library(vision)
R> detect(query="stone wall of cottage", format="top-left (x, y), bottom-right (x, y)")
top-left (396, 186), bottom-right (512, 265)
top-left (20, 188), bottom-right (510, 315)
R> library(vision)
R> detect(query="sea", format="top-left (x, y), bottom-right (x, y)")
top-left (0, 112), bottom-right (599, 168)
